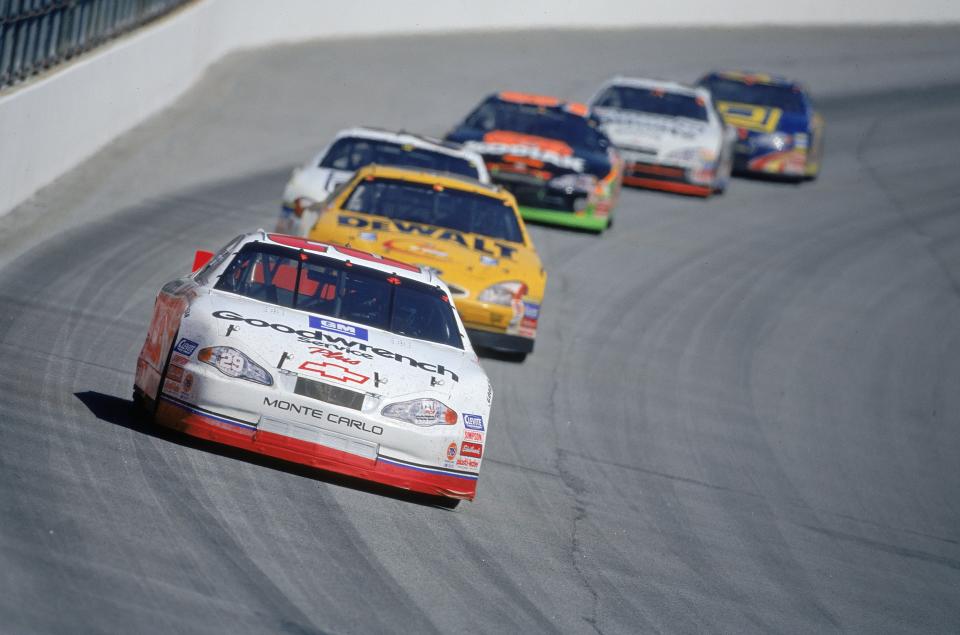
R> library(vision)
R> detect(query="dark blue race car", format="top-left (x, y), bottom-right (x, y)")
top-left (445, 92), bottom-right (623, 233)
top-left (698, 71), bottom-right (824, 180)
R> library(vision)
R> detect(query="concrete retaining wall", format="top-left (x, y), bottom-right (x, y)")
top-left (1, 0), bottom-right (958, 215)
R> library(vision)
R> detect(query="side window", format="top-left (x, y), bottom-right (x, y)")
top-left (465, 101), bottom-right (498, 132)
top-left (320, 138), bottom-right (366, 171)
top-left (593, 87), bottom-right (620, 109)
top-left (214, 249), bottom-right (300, 307)
top-left (194, 235), bottom-right (244, 286)
top-left (321, 177), bottom-right (353, 208)
top-left (448, 157), bottom-right (479, 179)
top-left (344, 182), bottom-right (373, 213)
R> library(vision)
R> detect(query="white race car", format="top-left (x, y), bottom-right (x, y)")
top-left (134, 231), bottom-right (491, 504)
top-left (589, 77), bottom-right (735, 197)
top-left (278, 127), bottom-right (491, 235)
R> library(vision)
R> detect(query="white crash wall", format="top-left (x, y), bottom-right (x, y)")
top-left (1, 0), bottom-right (958, 215)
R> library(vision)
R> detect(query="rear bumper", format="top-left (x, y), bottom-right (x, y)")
top-left (734, 147), bottom-right (808, 177)
top-left (622, 176), bottom-right (711, 197)
top-left (456, 297), bottom-right (540, 353)
top-left (518, 205), bottom-right (610, 232)
top-left (490, 175), bottom-right (613, 232)
top-left (466, 328), bottom-right (534, 354)
top-left (622, 161), bottom-right (712, 197)
top-left (154, 394), bottom-right (478, 500)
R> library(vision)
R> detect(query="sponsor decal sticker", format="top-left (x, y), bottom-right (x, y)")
top-left (174, 338), bottom-right (199, 356)
top-left (463, 413), bottom-right (484, 431)
top-left (446, 442), bottom-right (458, 461)
top-left (171, 353), bottom-right (190, 367)
top-left (382, 238), bottom-right (449, 260)
top-left (167, 365), bottom-right (185, 383)
top-left (263, 397), bottom-right (383, 435)
top-left (465, 131), bottom-right (586, 172)
top-left (339, 216), bottom-right (518, 260)
top-left (309, 316), bottom-right (368, 341)
top-left (464, 430), bottom-right (484, 442)
top-left (308, 346), bottom-right (362, 365)
top-left (298, 361), bottom-right (369, 385)
top-left (460, 441), bottom-right (483, 459)
top-left (212, 310), bottom-right (460, 382)
top-left (456, 457), bottom-right (480, 469)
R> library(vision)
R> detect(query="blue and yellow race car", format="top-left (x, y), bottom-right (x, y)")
top-left (697, 71), bottom-right (824, 180)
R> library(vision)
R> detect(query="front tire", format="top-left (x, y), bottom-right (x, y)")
top-left (141, 330), bottom-right (180, 423)
top-left (434, 496), bottom-right (462, 509)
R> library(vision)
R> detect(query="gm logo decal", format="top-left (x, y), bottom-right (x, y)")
top-left (308, 316), bottom-right (368, 341)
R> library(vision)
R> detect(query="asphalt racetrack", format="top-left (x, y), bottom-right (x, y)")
top-left (1, 27), bottom-right (959, 634)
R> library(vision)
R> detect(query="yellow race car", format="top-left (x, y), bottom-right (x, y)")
top-left (305, 164), bottom-right (546, 357)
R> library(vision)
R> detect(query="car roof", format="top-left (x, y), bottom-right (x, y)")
top-left (255, 231), bottom-right (441, 285)
top-left (332, 126), bottom-right (473, 156)
top-left (350, 164), bottom-right (513, 201)
top-left (493, 91), bottom-right (590, 118)
top-left (598, 76), bottom-right (710, 100)
top-left (706, 70), bottom-right (801, 90)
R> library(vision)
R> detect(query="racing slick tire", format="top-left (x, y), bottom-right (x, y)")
top-left (133, 330), bottom-right (180, 423)
top-left (433, 496), bottom-right (462, 510)
top-left (804, 158), bottom-right (821, 181)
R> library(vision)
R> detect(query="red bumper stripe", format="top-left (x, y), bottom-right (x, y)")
top-left (623, 176), bottom-right (712, 197)
top-left (157, 397), bottom-right (478, 500)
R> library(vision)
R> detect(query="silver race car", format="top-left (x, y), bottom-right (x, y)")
top-left (589, 77), bottom-right (735, 196)
top-left (278, 127), bottom-right (490, 235)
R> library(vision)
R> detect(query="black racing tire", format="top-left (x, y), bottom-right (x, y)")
top-left (131, 387), bottom-right (148, 415)
top-left (434, 497), bottom-right (462, 510)
top-left (144, 329), bottom-right (181, 422)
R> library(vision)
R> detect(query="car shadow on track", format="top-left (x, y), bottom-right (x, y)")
top-left (74, 390), bottom-right (461, 510)
top-left (474, 347), bottom-right (528, 363)
top-left (732, 170), bottom-right (810, 185)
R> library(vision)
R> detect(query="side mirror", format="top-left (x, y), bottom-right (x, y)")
top-left (192, 250), bottom-right (214, 272)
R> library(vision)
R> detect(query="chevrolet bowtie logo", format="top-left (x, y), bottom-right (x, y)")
top-left (298, 361), bottom-right (369, 385)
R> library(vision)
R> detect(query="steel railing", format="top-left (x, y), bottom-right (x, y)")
top-left (0, 0), bottom-right (192, 91)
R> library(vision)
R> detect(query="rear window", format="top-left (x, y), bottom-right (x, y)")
top-left (593, 86), bottom-right (708, 121)
top-left (700, 78), bottom-right (806, 113)
top-left (320, 137), bottom-right (480, 180)
top-left (464, 98), bottom-right (608, 153)
top-left (214, 242), bottom-right (463, 349)
top-left (343, 177), bottom-right (524, 244)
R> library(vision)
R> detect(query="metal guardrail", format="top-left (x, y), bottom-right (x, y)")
top-left (0, 0), bottom-right (192, 91)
